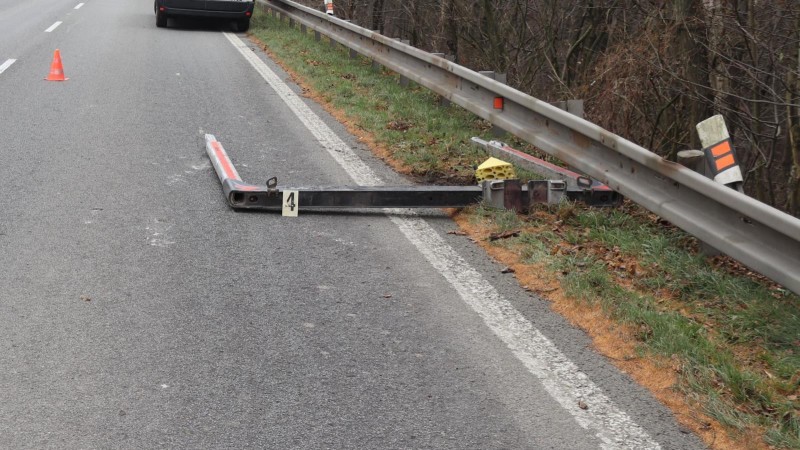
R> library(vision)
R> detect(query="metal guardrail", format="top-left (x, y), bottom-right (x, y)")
top-left (254, 0), bottom-right (800, 295)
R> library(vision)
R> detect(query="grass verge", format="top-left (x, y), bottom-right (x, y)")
top-left (249, 9), bottom-right (800, 449)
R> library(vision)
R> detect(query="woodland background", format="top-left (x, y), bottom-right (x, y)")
top-left (294, 0), bottom-right (800, 216)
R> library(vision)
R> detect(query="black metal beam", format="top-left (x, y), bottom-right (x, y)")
top-left (225, 183), bottom-right (483, 210)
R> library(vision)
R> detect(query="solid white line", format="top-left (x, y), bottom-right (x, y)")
top-left (74, 3), bottom-right (85, 9)
top-left (224, 32), bottom-right (661, 450)
top-left (0, 59), bottom-right (16, 75)
top-left (44, 21), bottom-right (62, 32)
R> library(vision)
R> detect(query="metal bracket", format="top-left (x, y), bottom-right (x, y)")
top-left (471, 137), bottom-right (622, 207)
top-left (266, 177), bottom-right (279, 196)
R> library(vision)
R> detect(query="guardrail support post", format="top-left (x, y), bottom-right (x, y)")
top-left (300, 23), bottom-right (307, 34)
top-left (480, 71), bottom-right (509, 137)
top-left (550, 100), bottom-right (584, 119)
top-left (314, 30), bottom-right (321, 41)
top-left (395, 39), bottom-right (411, 87)
top-left (677, 150), bottom-right (705, 174)
top-left (370, 31), bottom-right (382, 71)
top-left (432, 53), bottom-right (451, 106)
top-left (349, 48), bottom-right (358, 60)
top-left (678, 149), bottom-right (722, 256)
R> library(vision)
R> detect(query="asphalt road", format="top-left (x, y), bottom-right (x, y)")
top-left (0, 0), bottom-right (705, 448)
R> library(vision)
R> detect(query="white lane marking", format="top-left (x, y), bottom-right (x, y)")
top-left (0, 59), bottom-right (16, 75)
top-left (44, 21), bottom-right (62, 32)
top-left (224, 32), bottom-right (661, 449)
top-left (74, 3), bottom-right (85, 9)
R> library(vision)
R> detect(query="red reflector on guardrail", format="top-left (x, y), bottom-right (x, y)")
top-left (493, 97), bottom-right (504, 110)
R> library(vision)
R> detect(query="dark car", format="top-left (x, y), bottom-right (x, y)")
top-left (155, 0), bottom-right (255, 31)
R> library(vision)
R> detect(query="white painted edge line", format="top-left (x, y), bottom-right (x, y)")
top-left (0, 59), bottom-right (16, 75)
top-left (44, 21), bottom-right (62, 32)
top-left (223, 32), bottom-right (661, 450)
top-left (74, 3), bottom-right (85, 9)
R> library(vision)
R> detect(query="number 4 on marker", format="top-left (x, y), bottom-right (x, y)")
top-left (282, 190), bottom-right (299, 217)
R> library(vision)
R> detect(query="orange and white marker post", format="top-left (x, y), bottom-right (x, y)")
top-left (697, 115), bottom-right (744, 193)
top-left (45, 49), bottom-right (68, 81)
top-left (324, 0), bottom-right (334, 15)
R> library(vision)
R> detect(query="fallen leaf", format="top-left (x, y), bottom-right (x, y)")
top-left (386, 120), bottom-right (412, 131)
top-left (489, 229), bottom-right (521, 241)
top-left (80, 295), bottom-right (91, 302)
top-left (578, 400), bottom-right (588, 410)
top-left (447, 230), bottom-right (467, 236)
top-left (383, 294), bottom-right (393, 299)
top-left (501, 267), bottom-right (515, 274)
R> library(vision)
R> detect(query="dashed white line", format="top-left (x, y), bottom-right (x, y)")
top-left (224, 32), bottom-right (661, 449)
top-left (74, 3), bottom-right (85, 9)
top-left (44, 21), bottom-right (62, 32)
top-left (0, 59), bottom-right (16, 75)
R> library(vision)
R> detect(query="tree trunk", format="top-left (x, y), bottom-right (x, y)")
top-left (440, 0), bottom-right (458, 60)
top-left (372, 0), bottom-right (385, 33)
top-left (673, 0), bottom-right (711, 151)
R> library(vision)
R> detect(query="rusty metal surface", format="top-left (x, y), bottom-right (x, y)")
top-left (256, 0), bottom-right (800, 294)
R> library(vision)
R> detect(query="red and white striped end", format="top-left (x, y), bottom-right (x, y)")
top-left (205, 134), bottom-right (242, 186)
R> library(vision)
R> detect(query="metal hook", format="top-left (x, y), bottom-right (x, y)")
top-left (266, 177), bottom-right (278, 195)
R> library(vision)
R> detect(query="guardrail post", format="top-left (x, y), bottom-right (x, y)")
top-left (480, 71), bottom-right (509, 137)
top-left (329, 36), bottom-right (337, 49)
top-left (443, 55), bottom-right (455, 106)
top-left (395, 39), bottom-right (411, 87)
top-left (369, 31), bottom-right (382, 71)
top-left (314, 30), bottom-right (321, 42)
top-left (677, 150), bottom-right (705, 174)
top-left (566, 100), bottom-right (584, 119)
top-left (677, 149), bottom-right (722, 256)
top-left (343, 34), bottom-right (358, 60)
top-left (300, 23), bottom-right (307, 34)
top-left (432, 53), bottom-right (451, 106)
top-left (288, 18), bottom-right (294, 28)
top-left (551, 100), bottom-right (585, 119)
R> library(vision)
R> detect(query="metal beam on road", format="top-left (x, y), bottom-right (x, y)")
top-left (205, 134), bottom-right (618, 212)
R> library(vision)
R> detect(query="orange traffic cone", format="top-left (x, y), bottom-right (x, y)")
top-left (45, 49), bottom-right (68, 81)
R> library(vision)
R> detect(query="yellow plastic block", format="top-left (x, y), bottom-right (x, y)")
top-left (475, 157), bottom-right (516, 182)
